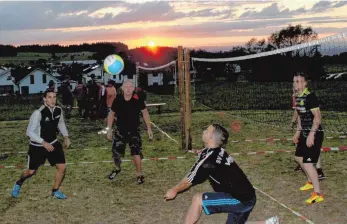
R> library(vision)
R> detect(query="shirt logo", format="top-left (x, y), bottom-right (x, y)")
top-left (45, 117), bottom-right (50, 121)
top-left (225, 156), bottom-right (234, 166)
top-left (55, 115), bottom-right (60, 119)
top-left (307, 158), bottom-right (311, 162)
top-left (300, 100), bottom-right (304, 106)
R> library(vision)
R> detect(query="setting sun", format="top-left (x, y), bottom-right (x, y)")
top-left (148, 41), bottom-right (156, 48)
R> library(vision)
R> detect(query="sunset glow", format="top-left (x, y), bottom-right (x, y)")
top-left (148, 41), bottom-right (156, 48)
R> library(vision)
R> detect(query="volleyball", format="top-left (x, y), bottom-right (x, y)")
top-left (104, 54), bottom-right (124, 75)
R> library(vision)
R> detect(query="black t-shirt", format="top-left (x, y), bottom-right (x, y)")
top-left (187, 147), bottom-right (255, 202)
top-left (295, 88), bottom-right (322, 136)
top-left (87, 82), bottom-right (99, 99)
top-left (111, 94), bottom-right (146, 131)
top-left (40, 106), bottom-right (62, 143)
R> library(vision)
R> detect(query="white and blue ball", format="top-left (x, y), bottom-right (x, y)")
top-left (104, 54), bottom-right (124, 75)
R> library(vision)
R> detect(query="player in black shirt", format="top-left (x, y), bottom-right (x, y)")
top-left (107, 80), bottom-right (153, 184)
top-left (292, 72), bottom-right (324, 204)
top-left (164, 124), bottom-right (279, 224)
top-left (11, 90), bottom-right (71, 199)
top-left (291, 81), bottom-right (325, 180)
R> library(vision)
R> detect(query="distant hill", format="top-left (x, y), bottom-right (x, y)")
top-left (128, 46), bottom-right (177, 67)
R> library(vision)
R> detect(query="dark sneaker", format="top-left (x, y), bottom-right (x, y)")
top-left (137, 175), bottom-right (145, 184)
top-left (317, 169), bottom-right (326, 181)
top-left (108, 169), bottom-right (121, 180)
top-left (294, 165), bottom-right (302, 172)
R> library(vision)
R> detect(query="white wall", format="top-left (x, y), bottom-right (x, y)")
top-left (0, 72), bottom-right (15, 86)
top-left (148, 73), bottom-right (164, 86)
top-left (0, 71), bottom-right (16, 94)
top-left (109, 74), bottom-right (138, 87)
top-left (18, 69), bottom-right (58, 94)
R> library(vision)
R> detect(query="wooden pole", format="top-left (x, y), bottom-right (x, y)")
top-left (177, 46), bottom-right (186, 151)
top-left (184, 49), bottom-right (192, 151)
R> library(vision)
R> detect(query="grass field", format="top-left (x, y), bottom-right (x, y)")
top-left (0, 94), bottom-right (347, 224)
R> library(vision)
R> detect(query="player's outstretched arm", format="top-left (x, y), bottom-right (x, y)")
top-left (164, 177), bottom-right (192, 201)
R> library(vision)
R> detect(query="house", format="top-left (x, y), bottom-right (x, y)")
top-left (51, 71), bottom-right (62, 78)
top-left (147, 73), bottom-right (164, 86)
top-left (83, 65), bottom-right (104, 82)
top-left (0, 70), bottom-right (18, 95)
top-left (0, 66), bottom-right (9, 74)
top-left (16, 68), bottom-right (59, 95)
top-left (108, 73), bottom-right (138, 85)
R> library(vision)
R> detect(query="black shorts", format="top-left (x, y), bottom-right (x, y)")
top-left (27, 141), bottom-right (66, 170)
top-left (295, 131), bottom-right (323, 163)
top-left (202, 192), bottom-right (256, 224)
top-left (112, 127), bottom-right (143, 157)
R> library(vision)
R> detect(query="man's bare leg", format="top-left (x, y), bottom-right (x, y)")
top-left (184, 193), bottom-right (203, 224)
top-left (133, 155), bottom-right (142, 177)
top-left (53, 163), bottom-right (66, 190)
top-left (295, 156), bottom-right (311, 182)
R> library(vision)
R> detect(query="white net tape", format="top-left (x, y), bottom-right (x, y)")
top-left (138, 60), bottom-right (176, 71)
top-left (191, 32), bottom-right (347, 63)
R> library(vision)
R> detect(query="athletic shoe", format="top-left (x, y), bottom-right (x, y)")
top-left (97, 127), bottom-right (109, 135)
top-left (266, 216), bottom-right (280, 224)
top-left (137, 175), bottom-right (145, 184)
top-left (108, 169), bottom-right (121, 180)
top-left (300, 181), bottom-right (313, 191)
top-left (294, 165), bottom-right (302, 172)
top-left (305, 192), bottom-right (324, 204)
top-left (52, 190), bottom-right (67, 199)
top-left (11, 184), bottom-right (21, 198)
top-left (317, 169), bottom-right (326, 181)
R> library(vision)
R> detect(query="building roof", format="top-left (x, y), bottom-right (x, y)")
top-left (16, 68), bottom-right (58, 84)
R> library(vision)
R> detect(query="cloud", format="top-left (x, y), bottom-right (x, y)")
top-left (239, 3), bottom-right (304, 19)
top-left (309, 18), bottom-right (347, 24)
top-left (0, 2), bottom-right (121, 31)
top-left (0, 1), bottom-right (183, 31)
top-left (111, 1), bottom-right (184, 24)
top-left (239, 1), bottom-right (347, 19)
top-left (0, 1), bottom-right (233, 31)
top-left (310, 0), bottom-right (347, 13)
top-left (333, 1), bottom-right (347, 8)
top-left (311, 1), bottom-right (333, 13)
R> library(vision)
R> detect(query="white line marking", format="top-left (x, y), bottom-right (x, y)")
top-left (151, 121), bottom-right (178, 144)
top-left (254, 186), bottom-right (315, 224)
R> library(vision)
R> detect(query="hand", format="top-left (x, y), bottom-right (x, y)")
top-left (147, 128), bottom-right (153, 140)
top-left (42, 141), bottom-right (54, 152)
top-left (64, 137), bottom-right (71, 149)
top-left (306, 132), bottom-right (315, 147)
top-left (164, 188), bottom-right (177, 201)
top-left (293, 132), bottom-right (300, 145)
top-left (107, 128), bottom-right (113, 141)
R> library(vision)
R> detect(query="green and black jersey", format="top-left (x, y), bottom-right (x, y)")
top-left (294, 88), bottom-right (323, 137)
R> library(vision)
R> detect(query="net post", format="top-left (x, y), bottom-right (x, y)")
top-left (178, 46), bottom-right (186, 151)
top-left (184, 49), bottom-right (192, 152)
